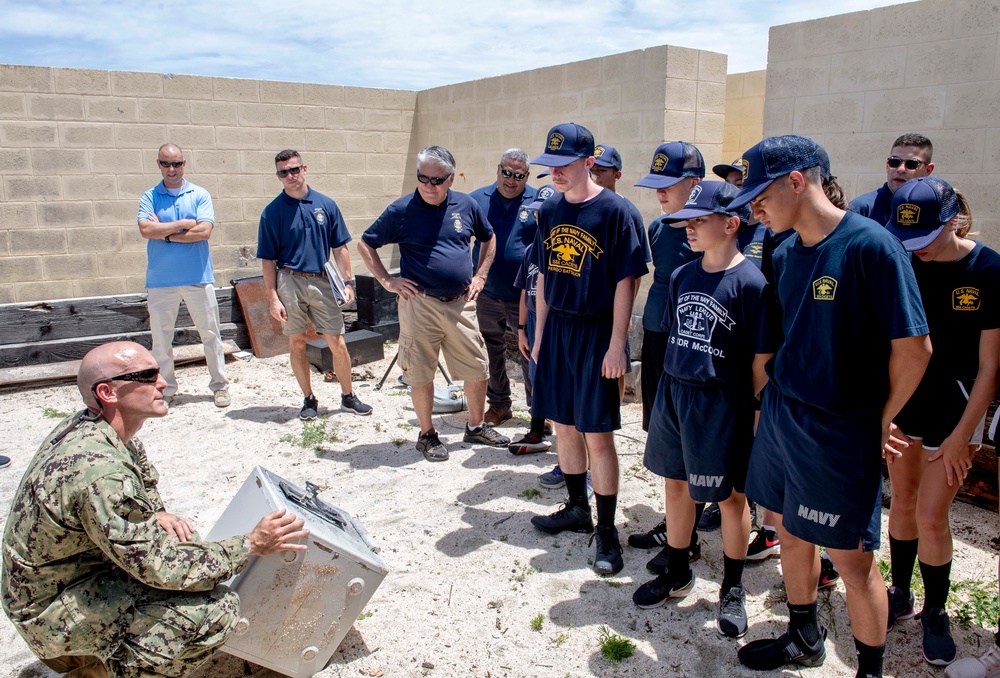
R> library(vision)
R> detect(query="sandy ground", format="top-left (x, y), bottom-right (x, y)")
top-left (0, 348), bottom-right (998, 678)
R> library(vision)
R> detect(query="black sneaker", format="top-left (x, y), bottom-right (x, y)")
top-left (530, 503), bottom-right (593, 534)
top-left (922, 607), bottom-right (957, 666)
top-left (698, 502), bottom-right (721, 531)
top-left (632, 570), bottom-right (695, 609)
top-left (737, 627), bottom-right (827, 671)
top-left (0, 455), bottom-right (10, 469)
top-left (299, 394), bottom-right (318, 420)
top-left (818, 554), bottom-right (840, 590)
top-left (746, 527), bottom-right (780, 561)
top-left (646, 537), bottom-right (701, 575)
top-left (886, 585), bottom-right (915, 631)
top-left (589, 526), bottom-right (624, 575)
top-left (508, 431), bottom-right (551, 455)
top-left (463, 424), bottom-right (510, 447)
top-left (627, 520), bottom-right (667, 549)
top-left (341, 391), bottom-right (372, 416)
top-left (717, 585), bottom-right (748, 638)
top-left (416, 429), bottom-right (449, 462)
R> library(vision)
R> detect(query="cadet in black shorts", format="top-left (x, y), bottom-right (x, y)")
top-left (526, 123), bottom-right (647, 577)
top-left (730, 135), bottom-right (931, 678)
top-left (883, 177), bottom-right (1000, 666)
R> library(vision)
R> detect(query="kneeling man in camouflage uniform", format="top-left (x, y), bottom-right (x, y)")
top-left (2, 341), bottom-right (308, 678)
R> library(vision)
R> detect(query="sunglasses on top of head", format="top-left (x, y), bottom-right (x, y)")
top-left (276, 165), bottom-right (304, 178)
top-left (416, 172), bottom-right (452, 186)
top-left (887, 157), bottom-right (926, 170)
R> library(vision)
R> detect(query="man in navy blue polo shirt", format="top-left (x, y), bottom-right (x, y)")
top-left (258, 149), bottom-right (372, 421)
top-left (850, 133), bottom-right (935, 226)
top-left (359, 146), bottom-right (511, 462)
top-left (469, 150), bottom-right (538, 426)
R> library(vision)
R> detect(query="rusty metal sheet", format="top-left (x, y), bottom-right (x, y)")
top-left (231, 276), bottom-right (319, 358)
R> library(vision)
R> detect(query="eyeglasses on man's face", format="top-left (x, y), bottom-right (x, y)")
top-left (276, 165), bottom-right (304, 179)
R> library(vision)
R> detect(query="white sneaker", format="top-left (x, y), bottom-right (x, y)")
top-left (946, 643), bottom-right (1000, 678)
top-left (213, 389), bottom-right (231, 408)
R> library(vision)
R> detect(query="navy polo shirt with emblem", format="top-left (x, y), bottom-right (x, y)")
top-left (849, 183), bottom-right (894, 227)
top-left (257, 187), bottom-right (351, 273)
top-left (362, 189), bottom-right (494, 298)
top-left (469, 182), bottom-right (538, 302)
top-left (642, 215), bottom-right (700, 331)
top-left (533, 189), bottom-right (648, 317)
top-left (768, 211), bottom-right (928, 417)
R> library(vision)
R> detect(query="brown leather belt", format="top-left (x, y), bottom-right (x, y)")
top-left (281, 268), bottom-right (324, 278)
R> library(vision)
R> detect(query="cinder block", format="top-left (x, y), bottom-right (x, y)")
top-left (60, 175), bottom-right (118, 201)
top-left (343, 86), bottom-right (384, 109)
top-left (768, 11), bottom-right (870, 62)
top-left (762, 98), bottom-right (795, 136)
top-left (528, 67), bottom-right (566, 95)
top-left (343, 131), bottom-right (383, 153)
top-left (114, 123), bottom-right (167, 149)
top-left (957, 0), bottom-right (1000, 35)
top-left (730, 96), bottom-right (765, 126)
top-left (401, 109), bottom-right (415, 131)
top-left (303, 129), bottom-right (347, 151)
top-left (382, 175), bottom-right (405, 197)
top-left (215, 198), bottom-right (246, 223)
top-left (165, 125), bottom-right (216, 149)
top-left (303, 83), bottom-right (345, 107)
top-left (0, 122), bottom-right (59, 147)
top-left (217, 126), bottom-right (262, 150)
top-left (217, 220), bottom-right (259, 245)
top-left (722, 126), bottom-right (742, 156)
top-left (182, 174), bottom-right (218, 196)
top-left (382, 89), bottom-right (417, 110)
top-left (985, 127), bottom-right (1000, 168)
top-left (11, 229), bottom-right (67, 255)
top-left (698, 51), bottom-right (728, 83)
top-left (120, 223), bottom-right (147, 250)
top-left (260, 80), bottom-right (304, 104)
top-left (85, 98), bottom-right (138, 122)
top-left (326, 107), bottom-right (365, 130)
top-left (663, 110), bottom-right (696, 141)
top-left (0, 202), bottom-right (37, 229)
top-left (282, 105), bottom-right (326, 129)
top-left (27, 94), bottom-right (84, 120)
top-left (94, 250), bottom-right (144, 277)
top-left (240, 150), bottom-right (277, 173)
top-left (743, 70), bottom-right (767, 98)
top-left (624, 77), bottom-right (666, 109)
top-left (0, 149), bottom-right (31, 175)
top-left (0, 255), bottom-right (44, 284)
top-left (765, 56), bottom-right (831, 99)
top-left (582, 84), bottom-right (622, 115)
top-left (792, 93), bottom-right (865, 134)
top-left (138, 98), bottom-right (190, 124)
top-left (665, 46), bottom-right (700, 80)
top-left (117, 175), bottom-right (160, 200)
top-left (237, 103), bottom-right (283, 127)
top-left (0, 93), bottom-right (25, 118)
top-left (39, 202), bottom-right (94, 227)
top-left (694, 112), bottom-right (725, 145)
top-left (94, 200), bottom-right (136, 226)
top-left (726, 73), bottom-right (745, 100)
top-left (869, 1), bottom-right (954, 47)
top-left (829, 48), bottom-right (906, 94)
top-left (0, 284), bottom-right (13, 304)
top-left (59, 122), bottom-right (115, 148)
top-left (54, 68), bottom-right (109, 95)
top-left (30, 149), bottom-right (89, 175)
top-left (474, 127), bottom-right (503, 150)
top-left (601, 50), bottom-right (645, 84)
top-left (14, 280), bottom-right (68, 302)
top-left (90, 149), bottom-right (143, 174)
top-left (0, 65), bottom-right (53, 93)
top-left (5, 176), bottom-right (60, 201)
top-left (214, 77), bottom-right (259, 102)
top-left (218, 174), bottom-right (265, 198)
top-left (162, 74), bottom-right (213, 100)
top-left (190, 101), bottom-right (238, 125)
top-left (75, 276), bottom-right (127, 298)
top-left (697, 81), bottom-right (728, 113)
top-left (664, 79), bottom-right (697, 112)
top-left (111, 71), bottom-right (163, 97)
top-left (945, 81), bottom-right (1000, 130)
top-left (865, 86), bottom-right (947, 132)
top-left (66, 226), bottom-right (122, 252)
top-left (602, 112), bottom-right (643, 143)
top-left (564, 59), bottom-right (603, 91)
top-left (905, 35), bottom-right (996, 87)
top-left (365, 153), bottom-right (405, 174)
top-left (364, 109), bottom-right (400, 132)
top-left (822, 132), bottom-right (898, 174)
top-left (188, 150), bottom-right (240, 174)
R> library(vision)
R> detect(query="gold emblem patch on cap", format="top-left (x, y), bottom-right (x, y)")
top-left (595, 146), bottom-right (605, 157)
top-left (548, 133), bottom-right (565, 151)
top-left (740, 158), bottom-right (749, 181)
top-left (896, 203), bottom-right (920, 226)
top-left (652, 153), bottom-right (669, 172)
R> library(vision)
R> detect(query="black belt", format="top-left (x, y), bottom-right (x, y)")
top-left (281, 268), bottom-right (324, 278)
top-left (421, 290), bottom-right (466, 303)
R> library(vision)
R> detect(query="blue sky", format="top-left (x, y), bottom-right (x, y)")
top-left (0, 0), bottom-right (903, 90)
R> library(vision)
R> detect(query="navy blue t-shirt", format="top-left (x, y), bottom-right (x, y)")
top-left (642, 215), bottom-right (700, 331)
top-left (514, 241), bottom-right (540, 315)
top-left (534, 189), bottom-right (648, 316)
top-left (362, 189), bottom-right (494, 298)
top-left (621, 195), bottom-right (653, 266)
top-left (769, 211), bottom-right (928, 417)
top-left (849, 183), bottom-right (893, 227)
top-left (469, 183), bottom-right (539, 302)
top-left (257, 188), bottom-right (352, 273)
top-left (662, 258), bottom-right (774, 386)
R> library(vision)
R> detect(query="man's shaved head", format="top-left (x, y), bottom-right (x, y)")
top-left (77, 341), bottom-right (148, 409)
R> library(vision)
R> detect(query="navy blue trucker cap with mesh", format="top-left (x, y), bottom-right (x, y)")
top-left (729, 135), bottom-right (827, 210)
top-left (527, 184), bottom-right (557, 210)
top-left (634, 141), bottom-right (705, 189)
top-left (593, 144), bottom-right (623, 170)
top-left (662, 181), bottom-right (751, 226)
top-left (886, 176), bottom-right (960, 251)
top-left (530, 123), bottom-right (595, 167)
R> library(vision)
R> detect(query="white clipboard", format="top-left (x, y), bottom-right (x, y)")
top-left (324, 259), bottom-right (349, 307)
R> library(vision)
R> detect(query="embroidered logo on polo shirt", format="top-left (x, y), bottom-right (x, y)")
top-left (740, 158), bottom-right (749, 182)
top-left (314, 208), bottom-right (326, 224)
top-left (548, 133), bottom-right (565, 151)
top-left (812, 276), bottom-right (837, 300)
top-left (686, 185), bottom-right (702, 204)
top-left (953, 286), bottom-right (981, 311)
top-left (674, 291), bottom-right (735, 347)
top-left (896, 203), bottom-right (920, 226)
top-left (451, 212), bottom-right (463, 232)
top-left (652, 153), bottom-right (669, 173)
top-left (544, 225), bottom-right (603, 277)
top-left (519, 208), bottom-right (529, 222)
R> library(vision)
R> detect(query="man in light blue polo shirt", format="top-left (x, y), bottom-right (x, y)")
top-left (137, 144), bottom-right (229, 408)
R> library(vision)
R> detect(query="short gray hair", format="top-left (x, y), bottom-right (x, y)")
top-left (500, 148), bottom-right (529, 168)
top-left (416, 146), bottom-right (456, 175)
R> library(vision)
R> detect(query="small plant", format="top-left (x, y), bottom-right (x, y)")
top-left (396, 422), bottom-right (415, 431)
top-left (530, 613), bottom-right (544, 631)
top-left (391, 438), bottom-right (406, 448)
top-left (509, 560), bottom-right (539, 585)
top-left (373, 422), bottom-right (382, 432)
top-left (357, 610), bottom-right (374, 621)
top-left (279, 433), bottom-right (296, 444)
top-left (551, 632), bottom-right (569, 647)
top-left (597, 625), bottom-right (635, 665)
top-left (951, 577), bottom-right (1000, 630)
top-left (282, 418), bottom-right (340, 449)
top-left (43, 407), bottom-right (70, 419)
top-left (605, 579), bottom-right (624, 588)
top-left (518, 488), bottom-right (541, 500)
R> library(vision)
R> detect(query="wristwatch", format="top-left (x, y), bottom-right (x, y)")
top-left (164, 235), bottom-right (171, 243)
top-left (517, 324), bottom-right (527, 330)
top-left (345, 279), bottom-right (356, 287)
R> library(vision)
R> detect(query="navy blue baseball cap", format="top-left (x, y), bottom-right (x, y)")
top-left (530, 123), bottom-right (595, 167)
top-left (729, 135), bottom-right (827, 210)
top-left (593, 144), bottom-right (623, 171)
top-left (634, 141), bottom-right (705, 189)
top-left (886, 176), bottom-right (960, 251)
top-left (527, 184), bottom-right (558, 210)
top-left (662, 181), bottom-right (751, 227)
top-left (712, 159), bottom-right (743, 180)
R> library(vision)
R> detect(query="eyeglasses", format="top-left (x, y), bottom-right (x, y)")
top-left (417, 173), bottom-right (452, 186)
top-left (500, 168), bottom-right (528, 181)
top-left (91, 367), bottom-right (161, 389)
top-left (158, 160), bottom-right (184, 169)
top-left (276, 165), bottom-right (304, 178)
top-left (887, 157), bottom-right (926, 170)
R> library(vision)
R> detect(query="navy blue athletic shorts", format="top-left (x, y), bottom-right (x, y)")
top-left (746, 385), bottom-right (883, 552)
top-left (644, 373), bottom-right (754, 503)
top-left (532, 311), bottom-right (621, 432)
top-left (895, 374), bottom-right (984, 449)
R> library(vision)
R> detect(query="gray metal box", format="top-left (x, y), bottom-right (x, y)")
top-left (205, 466), bottom-right (388, 677)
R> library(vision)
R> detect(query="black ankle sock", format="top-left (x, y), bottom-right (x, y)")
top-left (722, 555), bottom-right (746, 592)
top-left (667, 545), bottom-right (691, 579)
top-left (563, 472), bottom-right (589, 509)
top-left (888, 533), bottom-right (918, 592)
top-left (594, 492), bottom-right (617, 530)
top-left (788, 602), bottom-right (820, 646)
top-left (919, 560), bottom-right (952, 611)
top-left (529, 416), bottom-right (546, 436)
top-left (853, 637), bottom-right (885, 677)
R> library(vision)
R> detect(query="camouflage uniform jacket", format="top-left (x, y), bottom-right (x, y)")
top-left (1, 413), bottom-right (250, 659)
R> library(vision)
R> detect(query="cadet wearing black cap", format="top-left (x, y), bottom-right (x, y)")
top-left (731, 135), bottom-right (930, 678)
top-left (850, 133), bottom-right (935, 226)
top-left (526, 123), bottom-right (647, 577)
top-left (712, 158), bottom-right (744, 187)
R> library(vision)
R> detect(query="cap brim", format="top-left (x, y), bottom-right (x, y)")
top-left (634, 174), bottom-right (684, 189)
top-left (886, 224), bottom-right (945, 252)
top-left (536, 170), bottom-right (550, 178)
top-left (728, 179), bottom-right (773, 210)
top-left (593, 158), bottom-right (620, 169)
top-left (712, 164), bottom-right (739, 179)
top-left (663, 208), bottom-right (718, 224)
top-left (529, 153), bottom-right (582, 168)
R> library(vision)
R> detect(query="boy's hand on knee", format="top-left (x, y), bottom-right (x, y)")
top-left (249, 509), bottom-right (309, 556)
top-left (882, 421), bottom-right (910, 463)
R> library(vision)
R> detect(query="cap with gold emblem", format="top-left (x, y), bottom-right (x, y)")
top-left (886, 176), bottom-right (960, 251)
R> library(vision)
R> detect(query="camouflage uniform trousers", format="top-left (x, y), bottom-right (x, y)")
top-left (42, 584), bottom-right (239, 678)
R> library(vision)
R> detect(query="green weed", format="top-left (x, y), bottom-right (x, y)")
top-left (530, 613), bottom-right (544, 631)
top-left (598, 625), bottom-right (635, 665)
top-left (518, 488), bottom-right (542, 500)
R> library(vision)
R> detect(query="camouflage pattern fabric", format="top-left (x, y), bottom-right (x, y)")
top-left (2, 413), bottom-right (249, 674)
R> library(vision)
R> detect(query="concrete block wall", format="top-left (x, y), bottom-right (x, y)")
top-left (722, 70), bottom-right (766, 162)
top-left (414, 45), bottom-right (728, 225)
top-left (0, 65), bottom-right (416, 303)
top-left (762, 0), bottom-right (1000, 249)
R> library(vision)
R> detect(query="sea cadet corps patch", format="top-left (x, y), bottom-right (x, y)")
top-left (812, 276), bottom-right (837, 300)
top-left (451, 212), bottom-right (463, 232)
top-left (652, 153), bottom-right (669, 172)
top-left (896, 203), bottom-right (920, 225)
top-left (740, 158), bottom-right (749, 182)
top-left (548, 132), bottom-right (565, 151)
top-left (675, 292), bottom-right (735, 342)
top-left (314, 208), bottom-right (326, 224)
top-left (545, 225), bottom-right (603, 277)
top-left (953, 286), bottom-right (981, 311)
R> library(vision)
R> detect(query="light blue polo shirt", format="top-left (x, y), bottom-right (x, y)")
top-left (138, 180), bottom-right (215, 289)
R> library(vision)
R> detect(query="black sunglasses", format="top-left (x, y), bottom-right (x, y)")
top-left (417, 172), bottom-right (452, 186)
top-left (158, 160), bottom-right (184, 169)
top-left (277, 165), bottom-right (304, 178)
top-left (887, 157), bottom-right (926, 170)
top-left (91, 367), bottom-right (161, 389)
top-left (500, 168), bottom-right (528, 181)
